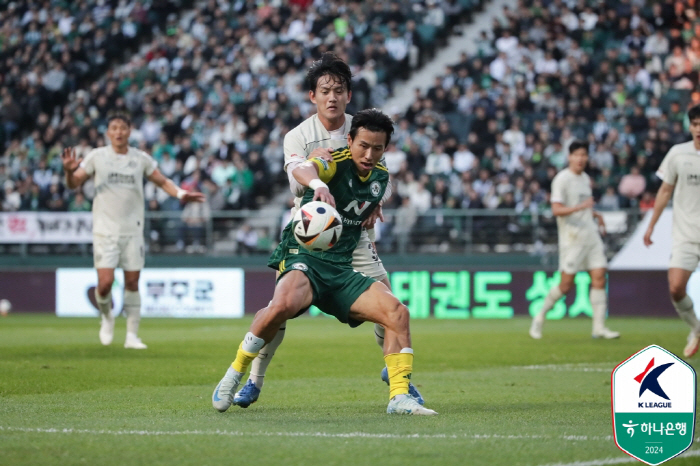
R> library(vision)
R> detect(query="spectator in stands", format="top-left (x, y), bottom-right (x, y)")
top-left (618, 166), bottom-right (647, 205)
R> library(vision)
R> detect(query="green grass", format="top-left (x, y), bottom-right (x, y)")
top-left (0, 315), bottom-right (698, 466)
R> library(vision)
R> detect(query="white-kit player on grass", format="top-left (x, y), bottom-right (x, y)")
top-left (644, 104), bottom-right (700, 358)
top-left (232, 52), bottom-right (424, 407)
top-left (61, 113), bottom-right (205, 348)
top-left (529, 140), bottom-right (620, 340)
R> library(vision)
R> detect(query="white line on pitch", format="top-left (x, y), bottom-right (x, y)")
top-left (0, 426), bottom-right (615, 441)
top-left (537, 449), bottom-right (700, 466)
top-left (512, 363), bottom-right (617, 373)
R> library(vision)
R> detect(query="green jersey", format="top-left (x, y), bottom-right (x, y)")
top-left (269, 147), bottom-right (389, 269)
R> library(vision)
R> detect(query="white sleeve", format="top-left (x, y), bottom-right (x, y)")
top-left (656, 150), bottom-right (677, 184)
top-left (79, 149), bottom-right (98, 176)
top-left (283, 128), bottom-right (308, 173)
top-left (286, 159), bottom-right (308, 197)
top-left (140, 151), bottom-right (158, 176)
top-left (380, 177), bottom-right (392, 204)
top-left (550, 174), bottom-right (565, 204)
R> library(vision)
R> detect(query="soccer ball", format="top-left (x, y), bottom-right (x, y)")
top-left (292, 201), bottom-right (343, 252)
top-left (0, 299), bottom-right (11, 317)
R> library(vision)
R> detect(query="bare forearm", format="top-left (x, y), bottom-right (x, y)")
top-left (552, 204), bottom-right (582, 217)
top-left (648, 186), bottom-right (672, 229)
top-left (158, 178), bottom-right (181, 198)
top-left (292, 163), bottom-right (320, 187)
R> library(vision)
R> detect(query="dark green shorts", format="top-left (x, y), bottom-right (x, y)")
top-left (277, 255), bottom-right (376, 327)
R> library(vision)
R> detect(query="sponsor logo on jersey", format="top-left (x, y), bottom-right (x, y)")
top-left (370, 181), bottom-right (381, 197)
top-left (687, 173), bottom-right (700, 185)
top-left (344, 200), bottom-right (371, 216)
top-left (108, 173), bottom-right (136, 185)
top-left (292, 263), bottom-right (308, 271)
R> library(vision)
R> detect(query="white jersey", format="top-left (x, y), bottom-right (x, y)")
top-left (283, 113), bottom-right (391, 207)
top-left (550, 168), bottom-right (599, 247)
top-left (80, 145), bottom-right (157, 236)
top-left (657, 140), bottom-right (700, 244)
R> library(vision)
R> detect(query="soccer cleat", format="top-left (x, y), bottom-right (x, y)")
top-left (592, 327), bottom-right (620, 339)
top-left (99, 312), bottom-right (115, 345)
top-left (124, 333), bottom-right (148, 349)
top-left (381, 367), bottom-right (425, 405)
top-left (233, 380), bottom-right (261, 408)
top-left (683, 331), bottom-right (700, 358)
top-left (529, 313), bottom-right (544, 340)
top-left (212, 366), bottom-right (242, 412)
top-left (387, 394), bottom-right (437, 415)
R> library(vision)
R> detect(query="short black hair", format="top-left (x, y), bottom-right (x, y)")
top-left (107, 112), bottom-right (132, 127)
top-left (349, 109), bottom-right (394, 147)
top-left (304, 52), bottom-right (352, 93)
top-left (568, 140), bottom-right (588, 154)
top-left (688, 104), bottom-right (700, 122)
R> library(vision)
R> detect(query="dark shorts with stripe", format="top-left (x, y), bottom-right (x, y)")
top-left (277, 254), bottom-right (376, 327)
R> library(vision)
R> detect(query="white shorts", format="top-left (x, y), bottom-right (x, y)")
top-left (352, 229), bottom-right (387, 280)
top-left (93, 234), bottom-right (145, 271)
top-left (559, 237), bottom-right (607, 275)
top-left (670, 241), bottom-right (700, 271)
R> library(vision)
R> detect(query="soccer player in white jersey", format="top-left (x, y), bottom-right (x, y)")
top-left (529, 141), bottom-right (620, 340)
top-left (233, 52), bottom-right (424, 407)
top-left (644, 105), bottom-right (700, 358)
top-left (61, 113), bottom-right (205, 349)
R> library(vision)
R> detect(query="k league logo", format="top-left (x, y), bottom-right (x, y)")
top-left (612, 345), bottom-right (696, 465)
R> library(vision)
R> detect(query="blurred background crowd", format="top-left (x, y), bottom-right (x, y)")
top-left (0, 0), bottom-right (698, 252)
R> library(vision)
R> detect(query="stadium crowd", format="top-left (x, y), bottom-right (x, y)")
top-left (0, 0), bottom-right (699, 250)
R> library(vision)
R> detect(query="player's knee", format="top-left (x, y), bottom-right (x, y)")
top-left (124, 280), bottom-right (139, 292)
top-left (383, 300), bottom-right (409, 330)
top-left (669, 283), bottom-right (686, 302)
top-left (96, 282), bottom-right (113, 297)
top-left (558, 282), bottom-right (573, 295)
top-left (267, 299), bottom-right (297, 321)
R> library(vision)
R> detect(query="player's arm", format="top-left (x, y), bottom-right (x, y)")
top-left (286, 149), bottom-right (334, 197)
top-left (147, 168), bottom-right (205, 203)
top-left (592, 211), bottom-right (606, 236)
top-left (643, 181), bottom-right (674, 247)
top-left (551, 198), bottom-right (594, 217)
top-left (61, 147), bottom-right (90, 189)
top-left (291, 159), bottom-right (336, 207)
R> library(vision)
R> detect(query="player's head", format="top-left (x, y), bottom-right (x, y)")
top-left (567, 140), bottom-right (588, 174)
top-left (688, 104), bottom-right (700, 143)
top-left (106, 112), bottom-right (132, 150)
top-left (347, 108), bottom-right (394, 176)
top-left (305, 52), bottom-right (352, 123)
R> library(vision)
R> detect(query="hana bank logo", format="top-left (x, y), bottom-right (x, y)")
top-left (635, 358), bottom-right (674, 408)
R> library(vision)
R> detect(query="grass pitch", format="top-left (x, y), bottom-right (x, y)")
top-left (0, 314), bottom-right (698, 466)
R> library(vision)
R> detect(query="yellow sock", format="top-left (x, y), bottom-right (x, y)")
top-left (232, 342), bottom-right (259, 374)
top-left (384, 352), bottom-right (413, 400)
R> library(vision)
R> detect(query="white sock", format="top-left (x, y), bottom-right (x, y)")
top-left (241, 332), bottom-right (266, 353)
top-left (374, 323), bottom-right (385, 348)
top-left (673, 295), bottom-right (700, 332)
top-left (249, 325), bottom-right (285, 389)
top-left (123, 290), bottom-right (141, 336)
top-left (537, 286), bottom-right (564, 318)
top-left (590, 288), bottom-right (607, 332)
top-left (95, 290), bottom-right (112, 317)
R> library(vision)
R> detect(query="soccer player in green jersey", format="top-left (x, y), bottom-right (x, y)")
top-left (212, 109), bottom-right (437, 415)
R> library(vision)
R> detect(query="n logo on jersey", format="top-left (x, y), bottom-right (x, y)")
top-left (343, 200), bottom-right (371, 216)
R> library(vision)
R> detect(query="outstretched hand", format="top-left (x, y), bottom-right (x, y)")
top-left (313, 186), bottom-right (336, 208)
top-left (61, 147), bottom-right (81, 173)
top-left (181, 192), bottom-right (206, 203)
top-left (309, 147), bottom-right (334, 161)
top-left (361, 204), bottom-right (384, 228)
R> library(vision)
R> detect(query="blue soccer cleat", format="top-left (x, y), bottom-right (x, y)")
top-left (233, 380), bottom-right (261, 408)
top-left (381, 367), bottom-right (425, 405)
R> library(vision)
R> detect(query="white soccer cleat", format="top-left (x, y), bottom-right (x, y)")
top-left (592, 327), bottom-right (620, 339)
top-left (99, 312), bottom-right (115, 345)
top-left (529, 313), bottom-right (544, 340)
top-left (212, 366), bottom-right (242, 412)
top-left (387, 394), bottom-right (437, 415)
top-left (124, 333), bottom-right (148, 349)
top-left (683, 330), bottom-right (700, 358)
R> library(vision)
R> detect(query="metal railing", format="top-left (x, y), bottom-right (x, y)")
top-left (1, 208), bottom-right (644, 258)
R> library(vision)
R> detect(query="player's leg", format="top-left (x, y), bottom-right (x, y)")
top-left (669, 267), bottom-right (700, 357)
top-left (236, 271), bottom-right (288, 407)
top-left (349, 282), bottom-right (436, 415)
top-left (529, 269), bottom-right (575, 340)
top-left (96, 268), bottom-right (116, 345)
top-left (122, 235), bottom-right (147, 349)
top-left (93, 234), bottom-right (120, 345)
top-left (589, 267), bottom-right (619, 339)
top-left (213, 270), bottom-right (313, 412)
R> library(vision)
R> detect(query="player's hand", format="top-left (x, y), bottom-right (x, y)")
top-left (643, 227), bottom-right (654, 247)
top-left (361, 204), bottom-right (384, 228)
top-left (309, 147), bottom-right (334, 161)
top-left (313, 186), bottom-right (335, 208)
top-left (596, 214), bottom-right (607, 236)
top-left (578, 197), bottom-right (595, 211)
top-left (61, 147), bottom-right (80, 173)
top-left (181, 192), bottom-right (206, 203)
